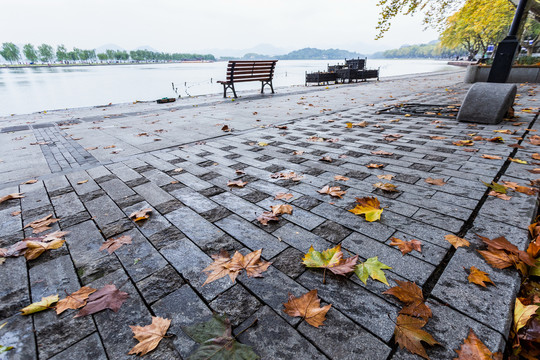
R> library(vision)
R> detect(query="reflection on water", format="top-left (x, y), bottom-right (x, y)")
top-left (0, 59), bottom-right (458, 116)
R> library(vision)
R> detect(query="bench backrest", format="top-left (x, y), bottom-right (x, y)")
top-left (226, 60), bottom-right (277, 82)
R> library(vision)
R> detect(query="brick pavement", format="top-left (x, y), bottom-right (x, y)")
top-left (0, 71), bottom-right (538, 359)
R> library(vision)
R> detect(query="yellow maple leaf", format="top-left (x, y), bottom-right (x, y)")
top-left (20, 295), bottom-right (59, 315)
top-left (349, 197), bottom-right (383, 222)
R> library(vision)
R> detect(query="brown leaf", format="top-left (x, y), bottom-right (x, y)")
top-left (103, 145), bottom-right (116, 149)
top-left (221, 125), bottom-right (231, 132)
top-left (0, 193), bottom-right (24, 204)
top-left (129, 208), bottom-right (152, 222)
top-left (77, 180), bottom-right (88, 184)
top-left (227, 180), bottom-right (248, 188)
top-left (292, 150), bottom-right (305, 155)
top-left (477, 234), bottom-right (535, 266)
top-left (481, 154), bottom-right (502, 160)
top-left (371, 150), bottom-right (394, 156)
top-left (463, 148), bottom-right (480, 152)
top-left (318, 185), bottom-right (346, 198)
top-left (302, 244), bottom-right (358, 276)
top-left (56, 287), bottom-right (97, 314)
top-left (454, 329), bottom-right (501, 360)
top-left (75, 284), bottom-right (129, 317)
top-left (235, 169), bottom-right (245, 175)
top-left (532, 153), bottom-right (540, 160)
top-left (453, 140), bottom-right (474, 146)
top-left (11, 210), bottom-right (21, 216)
top-left (24, 238), bottom-right (65, 260)
top-left (430, 136), bottom-right (446, 140)
top-left (488, 190), bottom-right (512, 200)
top-left (21, 179), bottom-right (38, 185)
top-left (390, 237), bottom-right (422, 255)
top-left (24, 214), bottom-right (60, 234)
top-left (334, 175), bottom-right (349, 181)
top-left (384, 280), bottom-right (432, 321)
top-left (394, 315), bottom-right (439, 359)
top-left (467, 266), bottom-right (495, 287)
top-left (283, 290), bottom-right (331, 328)
top-left (129, 316), bottom-right (171, 356)
top-left (527, 240), bottom-right (540, 258)
top-left (274, 193), bottom-right (293, 201)
top-left (203, 249), bottom-right (271, 285)
top-left (366, 163), bottom-right (385, 169)
top-left (99, 235), bottom-right (132, 254)
top-left (373, 182), bottom-right (399, 192)
top-left (271, 204), bottom-right (293, 216)
top-left (378, 174), bottom-right (394, 180)
top-left (444, 235), bottom-right (470, 249)
top-left (257, 211), bottom-right (280, 225)
top-left (425, 177), bottom-right (446, 186)
top-left (319, 156), bottom-right (332, 162)
top-left (529, 134), bottom-right (540, 145)
top-left (478, 249), bottom-right (516, 269)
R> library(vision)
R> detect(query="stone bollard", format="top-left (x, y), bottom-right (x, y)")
top-left (457, 82), bottom-right (517, 124)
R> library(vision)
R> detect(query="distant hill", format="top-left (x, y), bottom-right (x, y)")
top-left (220, 47), bottom-right (366, 61)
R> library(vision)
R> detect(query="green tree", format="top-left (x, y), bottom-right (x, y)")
top-left (22, 44), bottom-right (38, 63)
top-left (521, 18), bottom-right (540, 55)
top-left (0, 42), bottom-right (21, 64)
top-left (38, 44), bottom-right (55, 63)
top-left (56, 45), bottom-right (68, 62)
top-left (440, 0), bottom-right (514, 59)
top-left (97, 53), bottom-right (108, 61)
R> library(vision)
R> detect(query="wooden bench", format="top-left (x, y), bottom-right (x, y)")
top-left (218, 60), bottom-right (278, 98)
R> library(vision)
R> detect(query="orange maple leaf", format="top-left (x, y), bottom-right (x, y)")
top-left (202, 249), bottom-right (271, 286)
top-left (283, 290), bottom-right (331, 327)
top-left (390, 237), bottom-right (422, 255)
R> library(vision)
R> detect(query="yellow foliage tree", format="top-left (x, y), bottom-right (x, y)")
top-left (440, 0), bottom-right (514, 60)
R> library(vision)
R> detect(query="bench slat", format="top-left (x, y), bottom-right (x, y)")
top-left (219, 60), bottom-right (278, 97)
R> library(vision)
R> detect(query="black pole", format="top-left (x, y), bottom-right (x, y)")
top-left (487, 0), bottom-right (529, 83)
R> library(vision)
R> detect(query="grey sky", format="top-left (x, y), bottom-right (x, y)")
top-left (1, 0), bottom-right (440, 55)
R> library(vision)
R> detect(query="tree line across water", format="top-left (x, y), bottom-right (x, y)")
top-left (0, 43), bottom-right (216, 65)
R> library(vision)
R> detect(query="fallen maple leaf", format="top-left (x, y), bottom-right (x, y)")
top-left (509, 157), bottom-right (528, 164)
top-left (483, 181), bottom-right (507, 194)
top-left (394, 314), bottom-right (439, 359)
top-left (274, 193), bottom-right (293, 201)
top-left (100, 235), bottom-right (132, 254)
top-left (384, 280), bottom-right (432, 320)
top-left (21, 179), bottom-right (37, 185)
top-left (292, 150), bottom-right (304, 155)
top-left (488, 191), bottom-right (512, 200)
top-left (425, 178), bottom-right (446, 186)
top-left (454, 329), bottom-right (502, 360)
top-left (24, 214), bottom-right (59, 234)
top-left (20, 295), bottom-right (59, 315)
top-left (319, 156), bottom-right (332, 162)
top-left (227, 180), bottom-right (248, 188)
top-left (11, 211), bottom-right (21, 216)
top-left (373, 182), bottom-right (399, 192)
top-left (75, 284), bottom-right (129, 317)
top-left (444, 235), bottom-right (470, 249)
top-left (349, 197), bottom-right (383, 222)
top-left (390, 237), bottom-right (422, 255)
top-left (467, 266), bottom-right (495, 288)
top-left (366, 163), bottom-right (385, 169)
top-left (257, 211), bottom-right (279, 226)
top-left (270, 204), bottom-right (293, 216)
top-left (202, 249), bottom-right (271, 285)
top-left (334, 175), bottom-right (349, 181)
top-left (529, 135), bottom-right (540, 145)
top-left (128, 316), bottom-right (171, 356)
top-left (481, 154), bottom-right (502, 160)
top-left (221, 125), bottom-right (231, 132)
top-left (318, 185), bottom-right (346, 198)
top-left (463, 148), bottom-right (480, 153)
top-left (371, 150), bottom-right (394, 156)
top-left (283, 290), bottom-right (331, 327)
top-left (77, 180), bottom-right (88, 185)
top-left (302, 244), bottom-right (358, 279)
top-left (532, 153), bottom-right (540, 160)
top-left (129, 208), bottom-right (152, 222)
top-left (25, 238), bottom-right (65, 260)
top-left (56, 287), bottom-right (97, 314)
top-left (515, 298), bottom-right (540, 333)
top-left (430, 136), bottom-right (446, 140)
top-left (0, 193), bottom-right (24, 204)
top-left (453, 140), bottom-right (474, 146)
top-left (477, 235), bottom-right (534, 266)
top-left (378, 174), bottom-right (394, 180)
top-left (183, 315), bottom-right (259, 359)
top-left (488, 136), bottom-right (504, 143)
top-left (354, 256), bottom-right (392, 286)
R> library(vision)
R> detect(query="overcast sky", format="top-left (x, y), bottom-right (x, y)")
top-left (1, 0), bottom-right (441, 55)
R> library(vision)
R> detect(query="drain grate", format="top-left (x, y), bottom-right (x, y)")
top-left (377, 103), bottom-right (460, 118)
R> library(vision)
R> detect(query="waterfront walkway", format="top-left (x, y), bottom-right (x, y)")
top-left (0, 69), bottom-right (538, 359)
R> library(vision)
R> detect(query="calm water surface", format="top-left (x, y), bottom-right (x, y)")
top-left (0, 59), bottom-right (456, 116)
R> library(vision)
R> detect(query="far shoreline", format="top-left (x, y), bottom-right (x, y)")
top-left (0, 60), bottom-right (215, 70)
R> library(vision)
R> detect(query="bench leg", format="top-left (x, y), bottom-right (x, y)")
top-left (231, 84), bottom-right (237, 98)
top-left (223, 84), bottom-right (227, 98)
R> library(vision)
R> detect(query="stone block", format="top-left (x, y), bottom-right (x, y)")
top-left (209, 284), bottom-right (262, 327)
top-left (457, 83), bottom-right (517, 124)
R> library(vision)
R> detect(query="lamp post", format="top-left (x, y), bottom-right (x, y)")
top-left (487, 0), bottom-right (530, 83)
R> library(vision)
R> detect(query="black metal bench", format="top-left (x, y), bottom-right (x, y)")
top-left (218, 60), bottom-right (278, 98)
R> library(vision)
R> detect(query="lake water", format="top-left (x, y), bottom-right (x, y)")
top-left (0, 59), bottom-right (457, 116)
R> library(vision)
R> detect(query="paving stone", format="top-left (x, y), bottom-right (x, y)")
top-left (312, 220), bottom-right (352, 243)
top-left (211, 191), bottom-right (264, 222)
top-left (106, 163), bottom-right (142, 182)
top-left (413, 208), bottom-right (464, 233)
top-left (209, 284), bottom-right (262, 327)
top-left (298, 269), bottom-right (399, 342)
top-left (100, 218), bottom-right (135, 238)
top-left (116, 193), bottom-right (145, 209)
top-left (478, 189), bottom-right (537, 230)
top-left (0, 256), bottom-right (29, 319)
top-left (123, 201), bottom-right (170, 237)
top-left (151, 286), bottom-right (213, 359)
top-left (469, 214), bottom-right (530, 250)
top-left (142, 169), bottom-right (176, 186)
top-left (174, 172), bottom-right (213, 190)
top-left (235, 306), bottom-right (326, 359)
top-left (133, 182), bottom-right (175, 207)
top-left (166, 206), bottom-right (224, 248)
top-left (170, 187), bottom-right (218, 213)
top-left (291, 195), bottom-right (322, 210)
top-left (136, 265), bottom-right (184, 304)
top-left (214, 215), bottom-right (287, 259)
top-left (147, 225), bottom-right (185, 249)
top-left (385, 231), bottom-right (448, 266)
top-left (200, 206), bottom-right (232, 223)
top-left (270, 247), bottom-right (306, 279)
top-left (153, 199), bottom-right (183, 215)
top-left (160, 237), bottom-right (232, 301)
top-left (430, 246), bottom-right (520, 338)
top-left (299, 307), bottom-right (392, 360)
top-left (0, 313), bottom-right (36, 360)
top-left (76, 255), bottom-right (123, 286)
top-left (48, 332), bottom-right (107, 360)
top-left (125, 177), bottom-right (150, 188)
top-left (0, 205), bottom-right (22, 238)
top-left (198, 185), bottom-right (225, 197)
top-left (85, 196), bottom-right (125, 228)
top-left (88, 270), bottom-right (182, 360)
top-left (98, 178), bottom-right (135, 201)
top-left (272, 223), bottom-right (332, 253)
